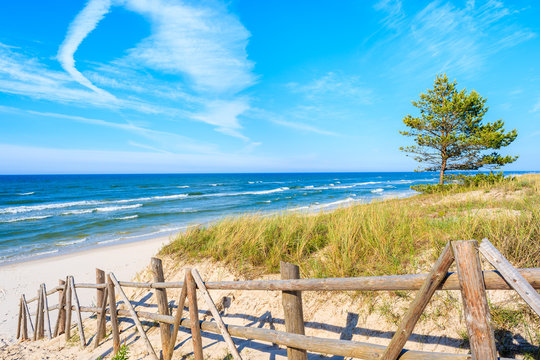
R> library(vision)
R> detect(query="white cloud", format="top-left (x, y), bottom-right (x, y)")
top-left (288, 72), bottom-right (373, 104)
top-left (0, 0), bottom-right (257, 141)
top-left (57, 0), bottom-right (113, 96)
top-left (0, 43), bottom-right (177, 114)
top-left (374, 0), bottom-right (405, 29)
top-left (0, 105), bottom-right (215, 154)
top-left (270, 118), bottom-right (340, 136)
top-left (375, 0), bottom-right (536, 77)
top-left (532, 98), bottom-right (540, 113)
top-left (192, 99), bottom-right (250, 141)
top-left (122, 0), bottom-right (256, 94)
top-left (249, 108), bottom-right (341, 137)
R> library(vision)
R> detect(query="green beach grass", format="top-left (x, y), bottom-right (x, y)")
top-left (161, 174), bottom-right (540, 278)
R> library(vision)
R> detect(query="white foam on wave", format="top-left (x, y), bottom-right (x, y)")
top-left (61, 204), bottom-right (142, 215)
top-left (291, 197), bottom-right (357, 212)
top-left (177, 185), bottom-right (190, 188)
top-left (96, 204), bottom-right (143, 212)
top-left (0, 200), bottom-right (103, 214)
top-left (243, 187), bottom-right (289, 195)
top-left (118, 215), bottom-right (138, 220)
top-left (203, 187), bottom-right (290, 197)
top-left (371, 188), bottom-right (384, 193)
top-left (61, 209), bottom-right (93, 215)
top-left (57, 238), bottom-right (87, 246)
top-left (0, 193), bottom-right (188, 214)
top-left (115, 194), bottom-right (188, 203)
top-left (17, 192), bottom-right (35, 196)
top-left (389, 178), bottom-right (436, 185)
top-left (96, 239), bottom-right (118, 245)
top-left (310, 181), bottom-right (382, 190)
top-left (1, 215), bottom-right (52, 223)
top-left (33, 249), bottom-right (59, 257)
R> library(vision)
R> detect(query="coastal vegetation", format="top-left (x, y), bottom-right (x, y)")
top-left (161, 173), bottom-right (540, 279)
top-left (400, 74), bottom-right (518, 184)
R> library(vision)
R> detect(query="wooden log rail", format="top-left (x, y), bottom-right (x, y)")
top-left (23, 267), bottom-right (540, 304)
top-left (32, 304), bottom-right (507, 360)
top-left (20, 268), bottom-right (538, 357)
top-left (18, 250), bottom-right (538, 360)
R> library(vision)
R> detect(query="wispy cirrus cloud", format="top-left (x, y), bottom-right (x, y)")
top-left (257, 71), bottom-right (373, 137)
top-left (288, 72), bottom-right (373, 104)
top-left (375, 0), bottom-right (536, 77)
top-left (249, 107), bottom-right (341, 137)
top-left (532, 98), bottom-right (540, 113)
top-left (0, 0), bottom-right (257, 142)
top-left (0, 41), bottom-right (184, 115)
top-left (269, 118), bottom-right (340, 136)
top-left (373, 0), bottom-right (405, 30)
top-left (0, 105), bottom-right (214, 154)
top-left (57, 0), bottom-right (113, 95)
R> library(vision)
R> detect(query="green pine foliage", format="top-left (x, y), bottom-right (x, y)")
top-left (400, 74), bottom-right (517, 184)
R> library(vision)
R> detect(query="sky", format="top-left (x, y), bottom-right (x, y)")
top-left (0, 0), bottom-right (539, 174)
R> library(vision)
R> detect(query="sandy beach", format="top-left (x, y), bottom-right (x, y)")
top-left (0, 235), bottom-right (171, 344)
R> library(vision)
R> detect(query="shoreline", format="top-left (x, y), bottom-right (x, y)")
top-left (0, 234), bottom-right (172, 343)
top-left (0, 224), bottom-right (191, 268)
top-left (0, 189), bottom-right (417, 267)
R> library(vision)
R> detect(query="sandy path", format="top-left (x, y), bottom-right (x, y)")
top-left (0, 236), bottom-right (170, 344)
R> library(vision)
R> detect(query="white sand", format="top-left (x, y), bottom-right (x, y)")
top-left (0, 236), bottom-right (170, 344)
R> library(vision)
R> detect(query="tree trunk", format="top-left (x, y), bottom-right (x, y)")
top-left (439, 158), bottom-right (447, 185)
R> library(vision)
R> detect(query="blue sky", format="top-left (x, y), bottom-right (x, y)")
top-left (0, 0), bottom-right (539, 174)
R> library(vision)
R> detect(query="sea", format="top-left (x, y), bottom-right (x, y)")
top-left (0, 171), bottom-right (526, 264)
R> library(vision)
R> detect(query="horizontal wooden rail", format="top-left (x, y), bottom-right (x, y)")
top-left (24, 268), bottom-right (540, 303)
top-left (84, 268), bottom-right (540, 291)
top-left (57, 305), bottom-right (504, 360)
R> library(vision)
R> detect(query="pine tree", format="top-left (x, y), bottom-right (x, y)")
top-left (400, 74), bottom-right (517, 184)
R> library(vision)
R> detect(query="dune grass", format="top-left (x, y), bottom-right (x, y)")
top-left (161, 174), bottom-right (540, 278)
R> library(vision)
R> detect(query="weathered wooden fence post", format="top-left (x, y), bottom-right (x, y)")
top-left (21, 296), bottom-right (29, 340)
top-left (65, 277), bottom-right (72, 341)
top-left (57, 279), bottom-right (66, 336)
top-left (41, 284), bottom-right (52, 339)
top-left (452, 240), bottom-right (497, 360)
top-left (69, 277), bottom-right (86, 347)
top-left (280, 261), bottom-right (307, 360)
top-left (186, 268), bottom-right (204, 360)
top-left (96, 268), bottom-right (106, 337)
top-left (151, 257), bottom-right (172, 360)
top-left (94, 286), bottom-right (109, 349)
top-left (34, 288), bottom-right (43, 340)
top-left (22, 294), bottom-right (33, 338)
top-left (107, 274), bottom-right (120, 355)
top-left (17, 297), bottom-right (23, 340)
top-left (167, 274), bottom-right (188, 360)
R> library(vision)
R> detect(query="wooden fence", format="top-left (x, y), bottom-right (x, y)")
top-left (16, 239), bottom-right (540, 360)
